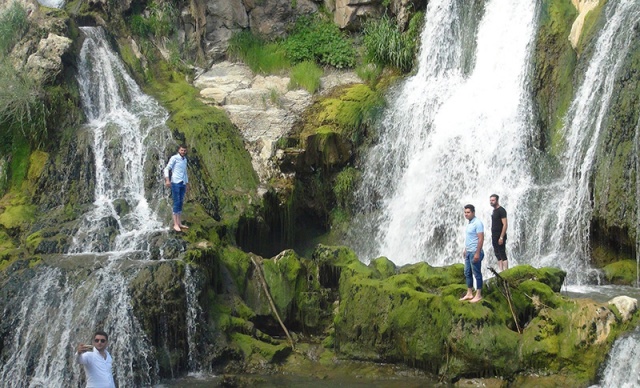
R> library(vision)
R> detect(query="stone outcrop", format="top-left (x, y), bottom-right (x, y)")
top-left (193, 61), bottom-right (360, 184)
top-left (609, 295), bottom-right (638, 322)
top-left (569, 0), bottom-right (601, 49)
top-left (25, 33), bottom-right (73, 83)
top-left (334, 0), bottom-right (383, 29)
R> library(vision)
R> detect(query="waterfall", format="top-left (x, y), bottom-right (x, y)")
top-left (70, 27), bottom-right (172, 256)
top-left (0, 27), bottom-right (192, 387)
top-left (593, 328), bottom-right (640, 388)
top-left (0, 260), bottom-right (158, 387)
top-left (526, 0), bottom-right (640, 283)
top-left (350, 0), bottom-right (537, 267)
top-left (183, 264), bottom-right (203, 373)
top-left (350, 0), bottom-right (640, 286)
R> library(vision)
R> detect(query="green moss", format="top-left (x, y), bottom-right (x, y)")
top-left (145, 63), bottom-right (259, 222)
top-left (219, 246), bottom-right (253, 294)
top-left (575, 0), bottom-right (608, 55)
top-left (603, 260), bottom-right (637, 285)
top-left (0, 194), bottom-right (35, 230)
top-left (230, 333), bottom-right (291, 363)
top-left (368, 257), bottom-right (396, 279)
top-left (533, 0), bottom-right (578, 156)
top-left (25, 231), bottom-right (42, 252)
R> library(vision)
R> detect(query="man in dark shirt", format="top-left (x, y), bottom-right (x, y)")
top-left (490, 194), bottom-right (508, 271)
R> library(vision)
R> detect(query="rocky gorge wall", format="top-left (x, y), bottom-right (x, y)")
top-left (1, 0), bottom-right (640, 385)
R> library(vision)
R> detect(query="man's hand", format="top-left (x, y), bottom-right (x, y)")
top-left (77, 343), bottom-right (93, 354)
top-left (164, 178), bottom-right (170, 188)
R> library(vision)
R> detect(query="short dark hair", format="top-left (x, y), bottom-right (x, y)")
top-left (178, 144), bottom-right (187, 149)
top-left (464, 204), bottom-right (475, 213)
top-left (94, 331), bottom-right (108, 341)
top-left (490, 194), bottom-right (499, 201)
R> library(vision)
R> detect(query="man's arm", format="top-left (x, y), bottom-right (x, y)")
top-left (499, 217), bottom-right (508, 244)
top-left (163, 156), bottom-right (175, 187)
top-left (474, 232), bottom-right (484, 261)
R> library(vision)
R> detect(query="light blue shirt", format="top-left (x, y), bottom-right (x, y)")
top-left (465, 216), bottom-right (484, 252)
top-left (163, 154), bottom-right (188, 184)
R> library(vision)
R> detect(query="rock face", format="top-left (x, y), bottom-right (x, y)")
top-left (608, 295), bottom-right (638, 322)
top-left (569, 0), bottom-right (601, 49)
top-left (193, 61), bottom-right (360, 184)
top-left (25, 33), bottom-right (73, 83)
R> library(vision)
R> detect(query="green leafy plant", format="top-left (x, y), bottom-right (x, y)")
top-left (227, 30), bottom-right (290, 74)
top-left (128, 0), bottom-right (178, 38)
top-left (0, 1), bottom-right (28, 54)
top-left (363, 12), bottom-right (423, 72)
top-left (284, 15), bottom-right (356, 69)
top-left (289, 61), bottom-right (323, 93)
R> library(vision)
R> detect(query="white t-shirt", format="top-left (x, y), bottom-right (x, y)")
top-left (76, 348), bottom-right (116, 388)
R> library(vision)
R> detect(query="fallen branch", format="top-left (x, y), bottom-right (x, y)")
top-left (249, 255), bottom-right (295, 349)
top-left (489, 267), bottom-right (522, 334)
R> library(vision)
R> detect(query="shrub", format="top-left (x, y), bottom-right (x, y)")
top-left (289, 61), bottom-right (323, 93)
top-left (128, 0), bottom-right (178, 38)
top-left (284, 15), bottom-right (356, 69)
top-left (0, 1), bottom-right (29, 54)
top-left (363, 12), bottom-right (424, 72)
top-left (227, 30), bottom-right (290, 74)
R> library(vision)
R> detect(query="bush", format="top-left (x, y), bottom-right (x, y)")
top-left (128, 0), bottom-right (178, 38)
top-left (227, 31), bottom-right (290, 74)
top-left (0, 1), bottom-right (29, 54)
top-left (289, 61), bottom-right (323, 93)
top-left (363, 12), bottom-right (423, 72)
top-left (284, 15), bottom-right (356, 69)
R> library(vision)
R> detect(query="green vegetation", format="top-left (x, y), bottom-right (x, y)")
top-left (128, 0), bottom-right (178, 38)
top-left (284, 15), bottom-right (356, 69)
top-left (0, 1), bottom-right (28, 54)
top-left (533, 0), bottom-right (577, 156)
top-left (363, 12), bottom-right (424, 72)
top-left (227, 30), bottom-right (290, 74)
top-left (289, 61), bottom-right (323, 93)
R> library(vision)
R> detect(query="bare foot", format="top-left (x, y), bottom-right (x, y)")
top-left (179, 224), bottom-right (189, 229)
top-left (459, 294), bottom-right (473, 301)
top-left (470, 296), bottom-right (483, 303)
top-left (173, 225), bottom-right (181, 232)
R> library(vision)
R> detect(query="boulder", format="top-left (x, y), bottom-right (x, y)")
top-left (608, 295), bottom-right (638, 322)
top-left (25, 33), bottom-right (72, 83)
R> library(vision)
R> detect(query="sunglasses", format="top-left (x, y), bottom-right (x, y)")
top-left (93, 338), bottom-right (107, 343)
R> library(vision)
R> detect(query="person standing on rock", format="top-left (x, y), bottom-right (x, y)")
top-left (76, 331), bottom-right (116, 388)
top-left (164, 144), bottom-right (190, 232)
top-left (490, 194), bottom-right (509, 272)
top-left (460, 204), bottom-right (484, 303)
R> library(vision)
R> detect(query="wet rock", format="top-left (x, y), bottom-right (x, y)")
top-left (608, 295), bottom-right (638, 322)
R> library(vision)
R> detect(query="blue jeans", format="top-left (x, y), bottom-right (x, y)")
top-left (171, 182), bottom-right (186, 214)
top-left (464, 250), bottom-right (484, 289)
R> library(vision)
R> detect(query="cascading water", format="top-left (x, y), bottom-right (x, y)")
top-left (593, 327), bottom-right (640, 388)
top-left (71, 27), bottom-right (172, 256)
top-left (0, 27), bottom-right (195, 387)
top-left (350, 0), bottom-right (537, 269)
top-left (526, 0), bottom-right (640, 284)
top-left (350, 0), bottom-right (640, 287)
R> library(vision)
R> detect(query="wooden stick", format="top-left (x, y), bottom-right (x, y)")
top-left (250, 255), bottom-right (295, 349)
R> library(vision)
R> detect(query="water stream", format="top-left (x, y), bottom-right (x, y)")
top-left (350, 0), bottom-right (537, 270)
top-left (0, 27), bottom-right (194, 387)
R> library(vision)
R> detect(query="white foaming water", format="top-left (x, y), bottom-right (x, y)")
top-left (593, 328), bottom-right (640, 388)
top-left (526, 0), bottom-right (640, 283)
top-left (37, 0), bottom-right (64, 8)
top-left (70, 26), bottom-right (172, 256)
top-left (351, 0), bottom-right (640, 287)
top-left (351, 0), bottom-right (537, 267)
top-left (0, 260), bottom-right (157, 387)
top-left (184, 264), bottom-right (203, 372)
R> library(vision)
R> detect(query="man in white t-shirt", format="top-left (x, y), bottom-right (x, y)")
top-left (76, 331), bottom-right (116, 388)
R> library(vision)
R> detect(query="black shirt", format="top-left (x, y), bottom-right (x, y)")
top-left (491, 206), bottom-right (507, 235)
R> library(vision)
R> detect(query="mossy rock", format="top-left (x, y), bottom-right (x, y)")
top-left (0, 194), bottom-right (35, 231)
top-left (368, 256), bottom-right (396, 279)
top-left (499, 265), bottom-right (566, 292)
top-left (603, 260), bottom-right (638, 285)
top-left (231, 332), bottom-right (291, 364)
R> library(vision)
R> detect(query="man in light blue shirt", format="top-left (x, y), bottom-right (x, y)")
top-left (460, 204), bottom-right (484, 303)
top-left (164, 144), bottom-right (189, 232)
